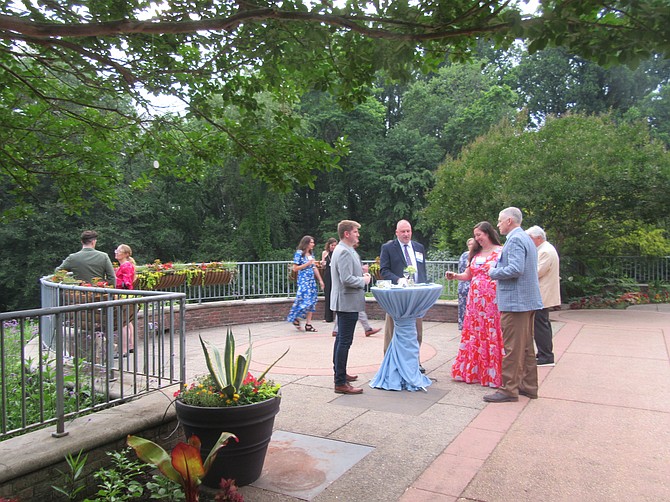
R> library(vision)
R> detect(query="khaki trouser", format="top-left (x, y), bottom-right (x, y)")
top-left (383, 314), bottom-right (423, 354)
top-left (499, 311), bottom-right (538, 398)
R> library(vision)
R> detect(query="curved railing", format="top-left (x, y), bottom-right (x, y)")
top-left (0, 280), bottom-right (186, 439)
top-left (135, 260), bottom-right (461, 303)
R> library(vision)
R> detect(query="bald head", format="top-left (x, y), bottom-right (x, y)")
top-left (395, 220), bottom-right (412, 245)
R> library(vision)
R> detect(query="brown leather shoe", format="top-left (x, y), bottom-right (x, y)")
top-left (365, 328), bottom-right (381, 336)
top-left (332, 331), bottom-right (337, 337)
top-left (334, 383), bottom-right (363, 394)
top-left (346, 374), bottom-right (358, 382)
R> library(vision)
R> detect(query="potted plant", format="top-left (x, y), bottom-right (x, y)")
top-left (48, 269), bottom-right (83, 285)
top-left (190, 261), bottom-right (238, 286)
top-left (173, 328), bottom-right (288, 488)
top-left (134, 260), bottom-right (185, 290)
top-left (404, 265), bottom-right (417, 286)
top-left (368, 257), bottom-right (382, 280)
top-left (134, 261), bottom-right (239, 290)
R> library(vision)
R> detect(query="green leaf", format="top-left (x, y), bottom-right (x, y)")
top-left (127, 435), bottom-right (182, 485)
top-left (200, 336), bottom-right (227, 391)
top-left (202, 432), bottom-right (238, 474)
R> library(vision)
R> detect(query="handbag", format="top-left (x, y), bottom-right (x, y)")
top-left (288, 264), bottom-right (297, 282)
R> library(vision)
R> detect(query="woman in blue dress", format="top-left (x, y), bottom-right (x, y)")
top-left (457, 238), bottom-right (476, 331)
top-left (287, 235), bottom-right (324, 332)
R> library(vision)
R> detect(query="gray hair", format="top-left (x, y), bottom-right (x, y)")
top-left (500, 207), bottom-right (523, 225)
top-left (526, 225), bottom-right (546, 241)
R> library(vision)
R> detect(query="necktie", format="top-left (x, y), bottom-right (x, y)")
top-left (403, 244), bottom-right (412, 266)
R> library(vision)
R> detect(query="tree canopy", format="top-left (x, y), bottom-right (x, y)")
top-left (424, 112), bottom-right (670, 259)
top-left (2, 40), bottom-right (670, 311)
top-left (2, 0), bottom-right (670, 216)
top-left (2, 0), bottom-right (669, 69)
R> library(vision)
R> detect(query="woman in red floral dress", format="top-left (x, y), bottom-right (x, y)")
top-left (446, 222), bottom-right (503, 387)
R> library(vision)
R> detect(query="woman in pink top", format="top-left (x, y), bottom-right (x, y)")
top-left (114, 244), bottom-right (136, 355)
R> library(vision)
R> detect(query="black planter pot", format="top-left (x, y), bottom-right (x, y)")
top-left (175, 396), bottom-right (281, 488)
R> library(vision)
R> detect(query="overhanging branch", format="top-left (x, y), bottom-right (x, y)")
top-left (0, 10), bottom-right (568, 42)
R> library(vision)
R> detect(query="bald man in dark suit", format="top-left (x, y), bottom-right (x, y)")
top-left (379, 220), bottom-right (428, 372)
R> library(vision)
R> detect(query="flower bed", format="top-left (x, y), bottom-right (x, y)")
top-left (133, 261), bottom-right (237, 290)
top-left (569, 287), bottom-right (669, 309)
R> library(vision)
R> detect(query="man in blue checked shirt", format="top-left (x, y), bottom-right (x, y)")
top-left (484, 207), bottom-right (543, 403)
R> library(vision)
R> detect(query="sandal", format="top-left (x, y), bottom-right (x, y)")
top-left (292, 319), bottom-right (302, 330)
top-left (304, 324), bottom-right (317, 332)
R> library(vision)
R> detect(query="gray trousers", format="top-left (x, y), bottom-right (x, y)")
top-left (332, 310), bottom-right (372, 335)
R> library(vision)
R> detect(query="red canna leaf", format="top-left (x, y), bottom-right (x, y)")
top-left (171, 442), bottom-right (206, 486)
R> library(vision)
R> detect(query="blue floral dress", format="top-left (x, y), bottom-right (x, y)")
top-left (286, 251), bottom-right (318, 322)
top-left (457, 251), bottom-right (471, 331)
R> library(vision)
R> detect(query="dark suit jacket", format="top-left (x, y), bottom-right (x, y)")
top-left (380, 239), bottom-right (428, 284)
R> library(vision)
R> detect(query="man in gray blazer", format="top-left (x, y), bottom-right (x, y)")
top-left (485, 207), bottom-right (543, 403)
top-left (331, 220), bottom-right (371, 394)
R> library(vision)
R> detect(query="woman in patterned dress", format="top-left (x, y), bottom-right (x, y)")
top-left (287, 235), bottom-right (324, 332)
top-left (446, 222), bottom-right (503, 387)
top-left (457, 238), bottom-right (476, 331)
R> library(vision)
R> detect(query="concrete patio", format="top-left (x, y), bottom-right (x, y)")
top-left (185, 304), bottom-right (670, 501)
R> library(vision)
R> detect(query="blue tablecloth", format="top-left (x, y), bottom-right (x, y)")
top-left (369, 284), bottom-right (443, 391)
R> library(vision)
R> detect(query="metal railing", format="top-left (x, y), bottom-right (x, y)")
top-left (136, 257), bottom-right (669, 304)
top-left (153, 260), bottom-right (461, 302)
top-left (0, 280), bottom-right (186, 440)
top-left (584, 256), bottom-right (670, 283)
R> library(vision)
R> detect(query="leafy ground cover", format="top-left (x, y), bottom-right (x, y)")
top-left (1, 320), bottom-right (104, 440)
top-left (567, 282), bottom-right (669, 309)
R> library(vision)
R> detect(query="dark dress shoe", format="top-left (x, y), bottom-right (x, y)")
top-left (346, 374), bottom-right (358, 382)
top-left (334, 383), bottom-right (363, 394)
top-left (419, 365), bottom-right (426, 374)
top-left (365, 328), bottom-right (381, 336)
top-left (483, 391), bottom-right (518, 403)
top-left (519, 389), bottom-right (538, 399)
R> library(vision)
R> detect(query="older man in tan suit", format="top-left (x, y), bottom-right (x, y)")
top-left (526, 226), bottom-right (561, 366)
